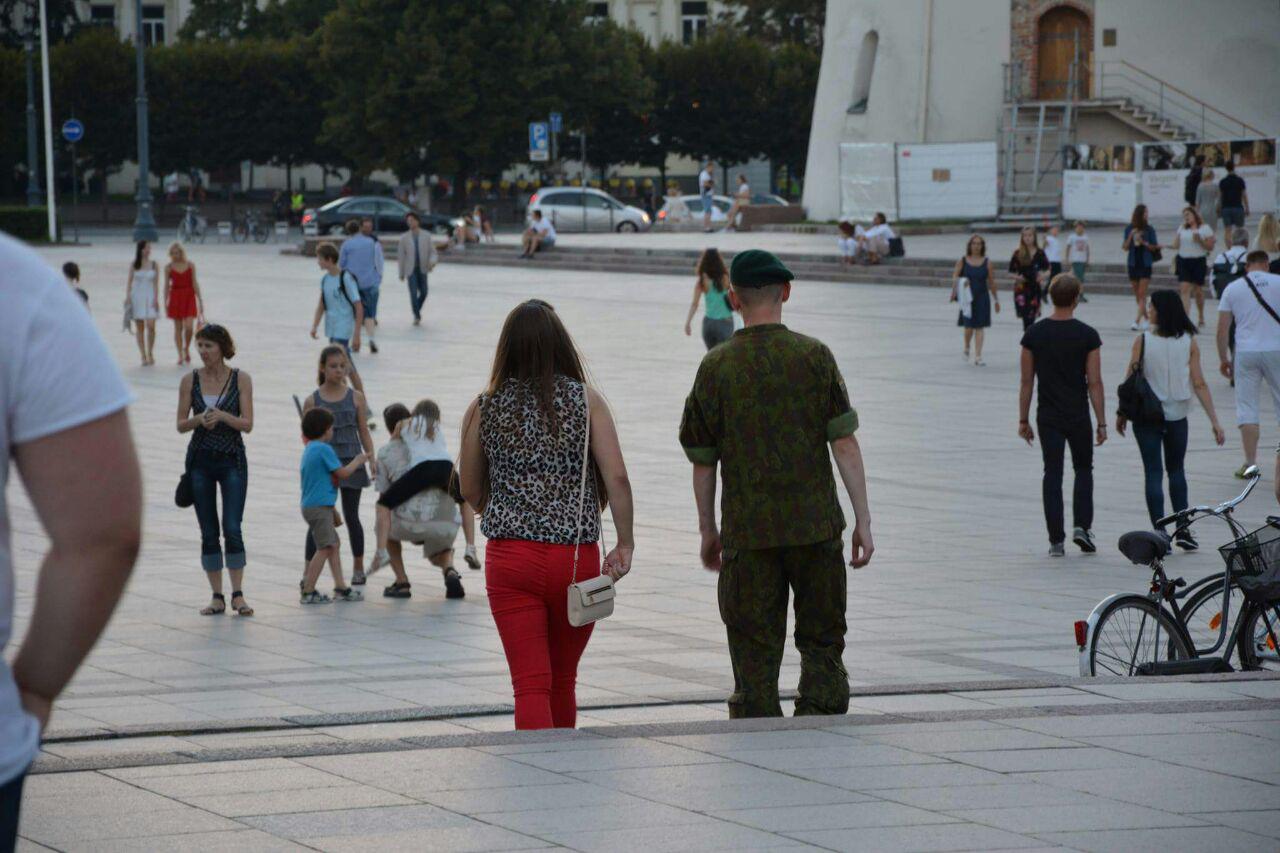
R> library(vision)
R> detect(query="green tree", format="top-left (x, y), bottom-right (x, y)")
top-left (51, 28), bottom-right (134, 217)
top-left (760, 42), bottom-right (818, 189)
top-left (717, 0), bottom-right (825, 49)
top-left (656, 28), bottom-right (771, 177)
top-left (0, 47), bottom-right (25, 197)
top-left (149, 41), bottom-right (256, 179)
top-left (243, 38), bottom-right (327, 191)
top-left (177, 0), bottom-right (256, 41)
top-left (180, 0), bottom-right (339, 41)
top-left (0, 0), bottom-right (81, 48)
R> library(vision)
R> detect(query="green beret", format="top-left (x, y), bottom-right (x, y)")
top-left (730, 249), bottom-right (794, 288)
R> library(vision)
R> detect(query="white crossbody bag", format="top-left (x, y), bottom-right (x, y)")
top-left (566, 391), bottom-right (615, 627)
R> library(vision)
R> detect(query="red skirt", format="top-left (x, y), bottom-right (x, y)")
top-left (167, 285), bottom-right (198, 319)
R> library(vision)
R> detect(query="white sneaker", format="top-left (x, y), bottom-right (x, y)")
top-left (367, 549), bottom-right (391, 577)
top-left (464, 545), bottom-right (482, 570)
top-left (1130, 322), bottom-right (1140, 331)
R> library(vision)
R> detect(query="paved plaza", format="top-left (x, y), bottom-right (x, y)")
top-left (11, 233), bottom-right (1280, 849)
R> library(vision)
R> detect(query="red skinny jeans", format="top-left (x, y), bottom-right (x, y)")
top-left (485, 538), bottom-right (599, 729)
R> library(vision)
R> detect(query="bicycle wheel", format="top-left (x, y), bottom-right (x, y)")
top-left (253, 225), bottom-right (269, 244)
top-left (1089, 597), bottom-right (1192, 677)
top-left (1237, 601), bottom-right (1280, 671)
top-left (1180, 577), bottom-right (1231, 657)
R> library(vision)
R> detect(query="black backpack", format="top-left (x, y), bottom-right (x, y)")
top-left (1116, 335), bottom-right (1165, 427)
top-left (324, 269), bottom-right (358, 307)
top-left (1213, 251), bottom-right (1247, 298)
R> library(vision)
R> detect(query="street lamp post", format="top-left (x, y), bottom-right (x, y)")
top-left (23, 3), bottom-right (42, 206)
top-left (131, 0), bottom-right (158, 241)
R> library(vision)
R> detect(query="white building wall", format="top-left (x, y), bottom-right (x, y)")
top-left (1093, 0), bottom-right (1280, 137)
top-left (803, 0), bottom-right (1007, 221)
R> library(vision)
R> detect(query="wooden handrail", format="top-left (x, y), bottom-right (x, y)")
top-left (1105, 60), bottom-right (1264, 136)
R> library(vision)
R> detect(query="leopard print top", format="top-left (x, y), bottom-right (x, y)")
top-left (479, 375), bottom-right (600, 545)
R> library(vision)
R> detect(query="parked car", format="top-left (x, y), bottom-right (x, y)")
top-left (655, 193), bottom-right (792, 229)
top-left (526, 187), bottom-right (651, 233)
top-left (302, 196), bottom-right (459, 237)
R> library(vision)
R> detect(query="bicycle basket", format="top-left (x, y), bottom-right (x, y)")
top-left (1219, 523), bottom-right (1280, 604)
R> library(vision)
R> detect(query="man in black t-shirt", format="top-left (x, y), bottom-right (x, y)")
top-left (1219, 160), bottom-right (1249, 232)
top-left (1019, 274), bottom-right (1106, 557)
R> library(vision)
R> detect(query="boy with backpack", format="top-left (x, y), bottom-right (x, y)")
top-left (310, 242), bottom-right (368, 399)
top-left (300, 407), bottom-right (369, 603)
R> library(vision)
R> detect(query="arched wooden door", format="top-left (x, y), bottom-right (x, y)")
top-left (1037, 6), bottom-right (1090, 99)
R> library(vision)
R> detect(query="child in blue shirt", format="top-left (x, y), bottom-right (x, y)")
top-left (300, 407), bottom-right (369, 603)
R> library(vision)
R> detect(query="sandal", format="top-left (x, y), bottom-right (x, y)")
top-left (383, 581), bottom-right (412, 599)
top-left (200, 593), bottom-right (226, 616)
top-left (230, 591), bottom-right (254, 617)
top-left (444, 568), bottom-right (465, 600)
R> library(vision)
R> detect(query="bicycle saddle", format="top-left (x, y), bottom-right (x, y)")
top-left (1118, 530), bottom-right (1171, 565)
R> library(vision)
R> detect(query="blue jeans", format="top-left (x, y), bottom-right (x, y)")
top-left (190, 449), bottom-right (247, 571)
top-left (1134, 418), bottom-right (1189, 528)
top-left (407, 270), bottom-right (428, 319)
top-left (0, 767), bottom-right (25, 851)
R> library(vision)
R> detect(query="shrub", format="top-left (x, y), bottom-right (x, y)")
top-left (0, 206), bottom-right (51, 241)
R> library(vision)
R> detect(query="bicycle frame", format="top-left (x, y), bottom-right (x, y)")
top-left (1077, 472), bottom-right (1265, 675)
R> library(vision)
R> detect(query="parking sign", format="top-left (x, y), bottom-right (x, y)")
top-left (529, 122), bottom-right (549, 162)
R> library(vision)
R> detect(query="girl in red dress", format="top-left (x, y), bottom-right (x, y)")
top-left (165, 242), bottom-right (204, 364)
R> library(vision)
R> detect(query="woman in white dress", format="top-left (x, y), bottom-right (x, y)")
top-left (125, 240), bottom-right (160, 365)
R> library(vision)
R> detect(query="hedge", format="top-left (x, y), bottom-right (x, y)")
top-left (0, 207), bottom-right (51, 241)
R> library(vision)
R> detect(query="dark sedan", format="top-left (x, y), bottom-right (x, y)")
top-left (302, 196), bottom-right (458, 237)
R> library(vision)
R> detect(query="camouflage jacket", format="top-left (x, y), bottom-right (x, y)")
top-left (679, 323), bottom-right (858, 550)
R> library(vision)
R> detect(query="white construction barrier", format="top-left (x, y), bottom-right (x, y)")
top-left (838, 142), bottom-right (896, 222)
top-left (896, 142), bottom-right (998, 220)
top-left (1062, 171), bottom-right (1139, 223)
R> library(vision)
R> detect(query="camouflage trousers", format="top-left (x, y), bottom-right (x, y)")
top-left (718, 538), bottom-right (849, 718)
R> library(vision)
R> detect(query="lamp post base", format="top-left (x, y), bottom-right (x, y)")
top-left (132, 198), bottom-right (158, 243)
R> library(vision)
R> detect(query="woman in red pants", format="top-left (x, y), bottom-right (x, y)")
top-left (459, 300), bottom-right (635, 729)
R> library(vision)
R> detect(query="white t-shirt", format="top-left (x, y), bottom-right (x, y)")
top-left (864, 223), bottom-right (893, 241)
top-left (1219, 271), bottom-right (1280, 353)
top-left (532, 218), bottom-right (556, 240)
top-left (1066, 233), bottom-right (1089, 263)
top-left (1176, 224), bottom-right (1214, 258)
top-left (1043, 234), bottom-right (1063, 263)
top-left (402, 416), bottom-right (452, 468)
top-left (736, 183), bottom-right (750, 199)
top-left (698, 169), bottom-right (713, 193)
top-left (0, 233), bottom-right (133, 784)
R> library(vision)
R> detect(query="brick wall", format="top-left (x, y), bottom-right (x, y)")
top-left (1009, 0), bottom-right (1095, 100)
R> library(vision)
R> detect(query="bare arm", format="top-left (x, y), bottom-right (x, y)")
top-left (1171, 230), bottom-right (1182, 251)
top-left (176, 371), bottom-right (200, 433)
top-left (1018, 347), bottom-right (1036, 443)
top-left (588, 388), bottom-right (634, 579)
top-left (692, 463), bottom-right (720, 571)
top-left (352, 389), bottom-right (375, 474)
top-left (12, 411), bottom-right (141, 729)
top-left (1086, 347), bottom-right (1107, 445)
top-left (163, 263), bottom-right (172, 308)
top-left (125, 266), bottom-right (134, 302)
top-left (831, 434), bottom-right (873, 568)
top-left (212, 371), bottom-right (253, 433)
top-left (949, 260), bottom-right (962, 300)
top-left (334, 451), bottom-right (369, 481)
top-left (1189, 338), bottom-right (1225, 443)
top-left (311, 295), bottom-right (325, 338)
top-left (459, 397), bottom-right (487, 510)
top-left (190, 263), bottom-right (204, 312)
top-left (987, 260), bottom-right (999, 310)
top-left (1217, 309), bottom-right (1234, 377)
top-left (352, 299), bottom-right (364, 348)
top-left (685, 278), bottom-right (703, 330)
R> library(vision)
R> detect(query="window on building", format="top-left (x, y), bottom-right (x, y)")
top-left (141, 4), bottom-right (165, 46)
top-left (848, 30), bottom-right (878, 114)
top-left (1102, 28), bottom-right (1116, 46)
top-left (586, 2), bottom-right (609, 22)
top-left (89, 4), bottom-right (115, 28)
top-left (681, 2), bottom-right (708, 44)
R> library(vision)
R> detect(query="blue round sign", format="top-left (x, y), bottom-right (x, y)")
top-left (61, 119), bottom-right (84, 143)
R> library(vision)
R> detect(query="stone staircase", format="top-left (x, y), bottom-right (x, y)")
top-left (437, 243), bottom-right (1154, 295)
top-left (1081, 98), bottom-right (1194, 141)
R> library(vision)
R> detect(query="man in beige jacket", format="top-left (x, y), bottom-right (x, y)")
top-left (398, 212), bottom-right (439, 325)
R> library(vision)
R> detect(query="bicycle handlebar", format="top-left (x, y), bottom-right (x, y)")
top-left (1157, 469), bottom-right (1261, 528)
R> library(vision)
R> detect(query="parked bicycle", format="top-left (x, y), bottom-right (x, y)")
top-left (177, 205), bottom-right (207, 243)
top-left (1078, 466), bottom-right (1280, 676)
top-left (232, 209), bottom-right (270, 244)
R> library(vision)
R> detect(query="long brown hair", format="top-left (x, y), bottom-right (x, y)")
top-left (696, 248), bottom-right (728, 292)
top-left (317, 344), bottom-right (347, 386)
top-left (487, 300), bottom-right (588, 431)
top-left (1130, 204), bottom-right (1149, 229)
top-left (1016, 226), bottom-right (1038, 265)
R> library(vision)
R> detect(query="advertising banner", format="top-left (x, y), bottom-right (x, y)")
top-left (1137, 138), bottom-right (1276, 218)
top-left (1062, 170), bottom-right (1138, 223)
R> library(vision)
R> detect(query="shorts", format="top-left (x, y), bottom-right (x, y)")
top-left (1128, 265), bottom-right (1153, 281)
top-left (1071, 261), bottom-right (1087, 282)
top-left (1222, 207), bottom-right (1246, 228)
top-left (1176, 255), bottom-right (1207, 285)
top-left (837, 237), bottom-right (857, 256)
top-left (302, 506), bottom-right (339, 550)
top-left (1233, 350), bottom-right (1280, 425)
top-left (700, 189), bottom-right (713, 212)
top-left (358, 287), bottom-right (379, 320)
top-left (536, 235), bottom-right (555, 251)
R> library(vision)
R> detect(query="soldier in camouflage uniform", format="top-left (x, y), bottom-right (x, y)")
top-left (679, 249), bottom-right (874, 718)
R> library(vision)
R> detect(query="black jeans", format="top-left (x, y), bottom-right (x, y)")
top-left (0, 768), bottom-right (26, 852)
top-left (305, 486), bottom-right (364, 561)
top-left (1038, 418), bottom-right (1093, 544)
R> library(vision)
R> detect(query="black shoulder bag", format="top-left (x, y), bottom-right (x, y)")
top-left (1116, 335), bottom-right (1165, 426)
